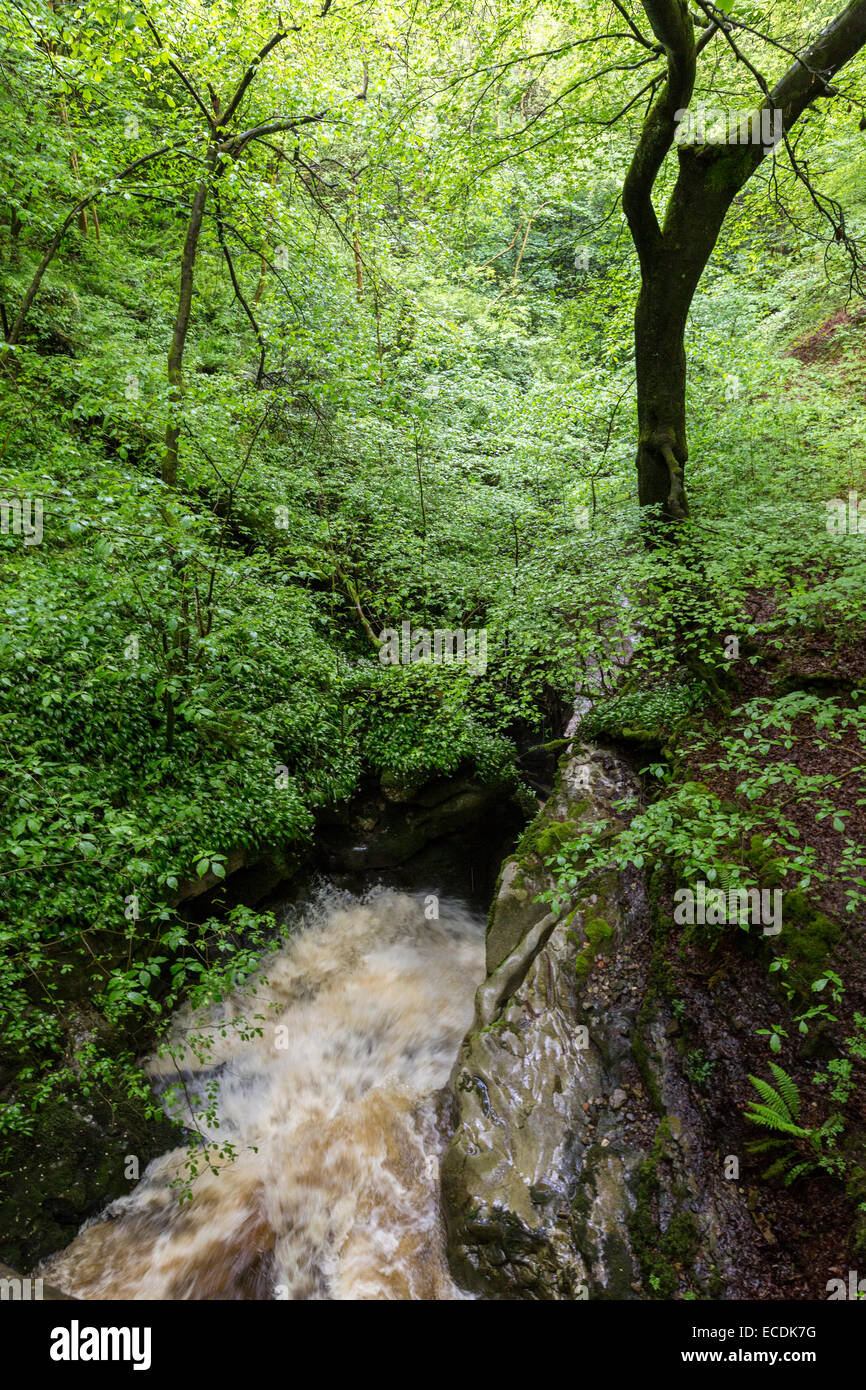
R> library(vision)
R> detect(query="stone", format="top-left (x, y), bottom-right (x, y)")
top-left (442, 745), bottom-right (650, 1300)
top-left (442, 742), bottom-right (743, 1302)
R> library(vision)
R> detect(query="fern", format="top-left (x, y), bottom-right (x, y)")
top-left (744, 1068), bottom-right (847, 1187)
top-left (747, 1074), bottom-right (786, 1110)
top-left (744, 1099), bottom-right (810, 1139)
top-left (768, 1061), bottom-right (801, 1120)
top-left (745, 1069), bottom-right (808, 1136)
top-left (784, 1160), bottom-right (818, 1187)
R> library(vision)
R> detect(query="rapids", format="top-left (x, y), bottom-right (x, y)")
top-left (41, 888), bottom-right (483, 1300)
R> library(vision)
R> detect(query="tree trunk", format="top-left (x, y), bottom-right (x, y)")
top-left (625, 0), bottom-right (866, 525)
top-left (633, 143), bottom-right (760, 518)
top-left (9, 207), bottom-right (23, 266)
top-left (634, 270), bottom-right (690, 517)
top-left (351, 177), bottom-right (364, 302)
top-left (633, 169), bottom-right (735, 518)
top-left (163, 171), bottom-right (211, 488)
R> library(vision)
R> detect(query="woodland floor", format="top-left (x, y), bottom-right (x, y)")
top-left (657, 592), bottom-right (866, 1297)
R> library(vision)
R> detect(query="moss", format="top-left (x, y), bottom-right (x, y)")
top-left (512, 785), bottom-right (538, 819)
top-left (573, 915), bottom-right (613, 978)
top-left (630, 866), bottom-right (676, 1114)
top-left (512, 807), bottom-right (545, 859)
top-left (747, 834), bottom-right (786, 888)
top-left (466, 1016), bottom-right (509, 1046)
top-left (632, 1007), bottom-right (663, 1113)
top-left (537, 738), bottom-right (570, 756)
top-left (485, 856), bottom-right (525, 939)
top-left (571, 1182), bottom-right (592, 1220)
top-left (599, 1229), bottom-right (640, 1300)
top-left (773, 892), bottom-right (842, 1002)
top-left (574, 951), bottom-right (593, 979)
top-left (515, 815), bottom-right (581, 862)
top-left (585, 916), bottom-right (612, 947)
top-left (628, 1120), bottom-right (701, 1300)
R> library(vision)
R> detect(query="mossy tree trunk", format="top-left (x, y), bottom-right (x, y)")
top-left (163, 164), bottom-right (213, 489)
top-left (624, 0), bottom-right (866, 524)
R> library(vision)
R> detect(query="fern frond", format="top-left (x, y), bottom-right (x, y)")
top-left (747, 1074), bottom-right (793, 1120)
top-left (744, 1102), bottom-right (810, 1138)
top-left (768, 1062), bottom-right (801, 1119)
top-left (747, 1137), bottom-right (785, 1155)
top-left (762, 1156), bottom-right (794, 1181)
top-left (783, 1160), bottom-right (817, 1186)
top-left (814, 1113), bottom-right (844, 1144)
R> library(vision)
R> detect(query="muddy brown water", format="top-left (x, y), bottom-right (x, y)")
top-left (41, 889), bottom-right (483, 1300)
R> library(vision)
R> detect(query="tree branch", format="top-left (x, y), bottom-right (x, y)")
top-left (622, 0), bottom-right (696, 270)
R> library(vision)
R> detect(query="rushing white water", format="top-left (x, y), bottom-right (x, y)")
top-left (41, 888), bottom-right (484, 1301)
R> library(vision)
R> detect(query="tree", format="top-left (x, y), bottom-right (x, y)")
top-left (151, 17), bottom-right (333, 487)
top-left (622, 0), bottom-right (866, 520)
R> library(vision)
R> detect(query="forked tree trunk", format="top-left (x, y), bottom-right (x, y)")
top-left (625, 0), bottom-right (866, 525)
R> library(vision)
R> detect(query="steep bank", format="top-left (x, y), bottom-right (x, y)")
top-left (441, 742), bottom-right (735, 1298)
top-left (441, 735), bottom-right (861, 1300)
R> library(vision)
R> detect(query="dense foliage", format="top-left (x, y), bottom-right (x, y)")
top-left (1, 0), bottom-right (865, 1228)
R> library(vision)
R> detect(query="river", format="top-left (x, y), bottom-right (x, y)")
top-left (41, 887), bottom-right (483, 1300)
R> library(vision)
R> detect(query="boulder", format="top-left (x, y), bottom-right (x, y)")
top-left (441, 743), bottom-right (740, 1300)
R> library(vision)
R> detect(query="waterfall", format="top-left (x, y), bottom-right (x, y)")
top-left (41, 889), bottom-right (483, 1301)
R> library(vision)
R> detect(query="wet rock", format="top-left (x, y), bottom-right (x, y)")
top-left (316, 769), bottom-right (524, 907)
top-left (442, 743), bottom-right (745, 1301)
top-left (442, 744), bottom-right (649, 1299)
top-left (483, 858), bottom-right (547, 968)
top-left (0, 1090), bottom-right (180, 1270)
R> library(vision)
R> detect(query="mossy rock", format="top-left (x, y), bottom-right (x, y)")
top-left (747, 834), bottom-right (787, 887)
top-left (627, 1120), bottom-right (702, 1300)
top-left (775, 891), bottom-right (842, 998)
top-left (0, 1088), bottom-right (180, 1269)
top-left (574, 915), bottom-right (614, 977)
top-left (515, 812), bottom-right (581, 862)
top-left (579, 681), bottom-right (706, 745)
